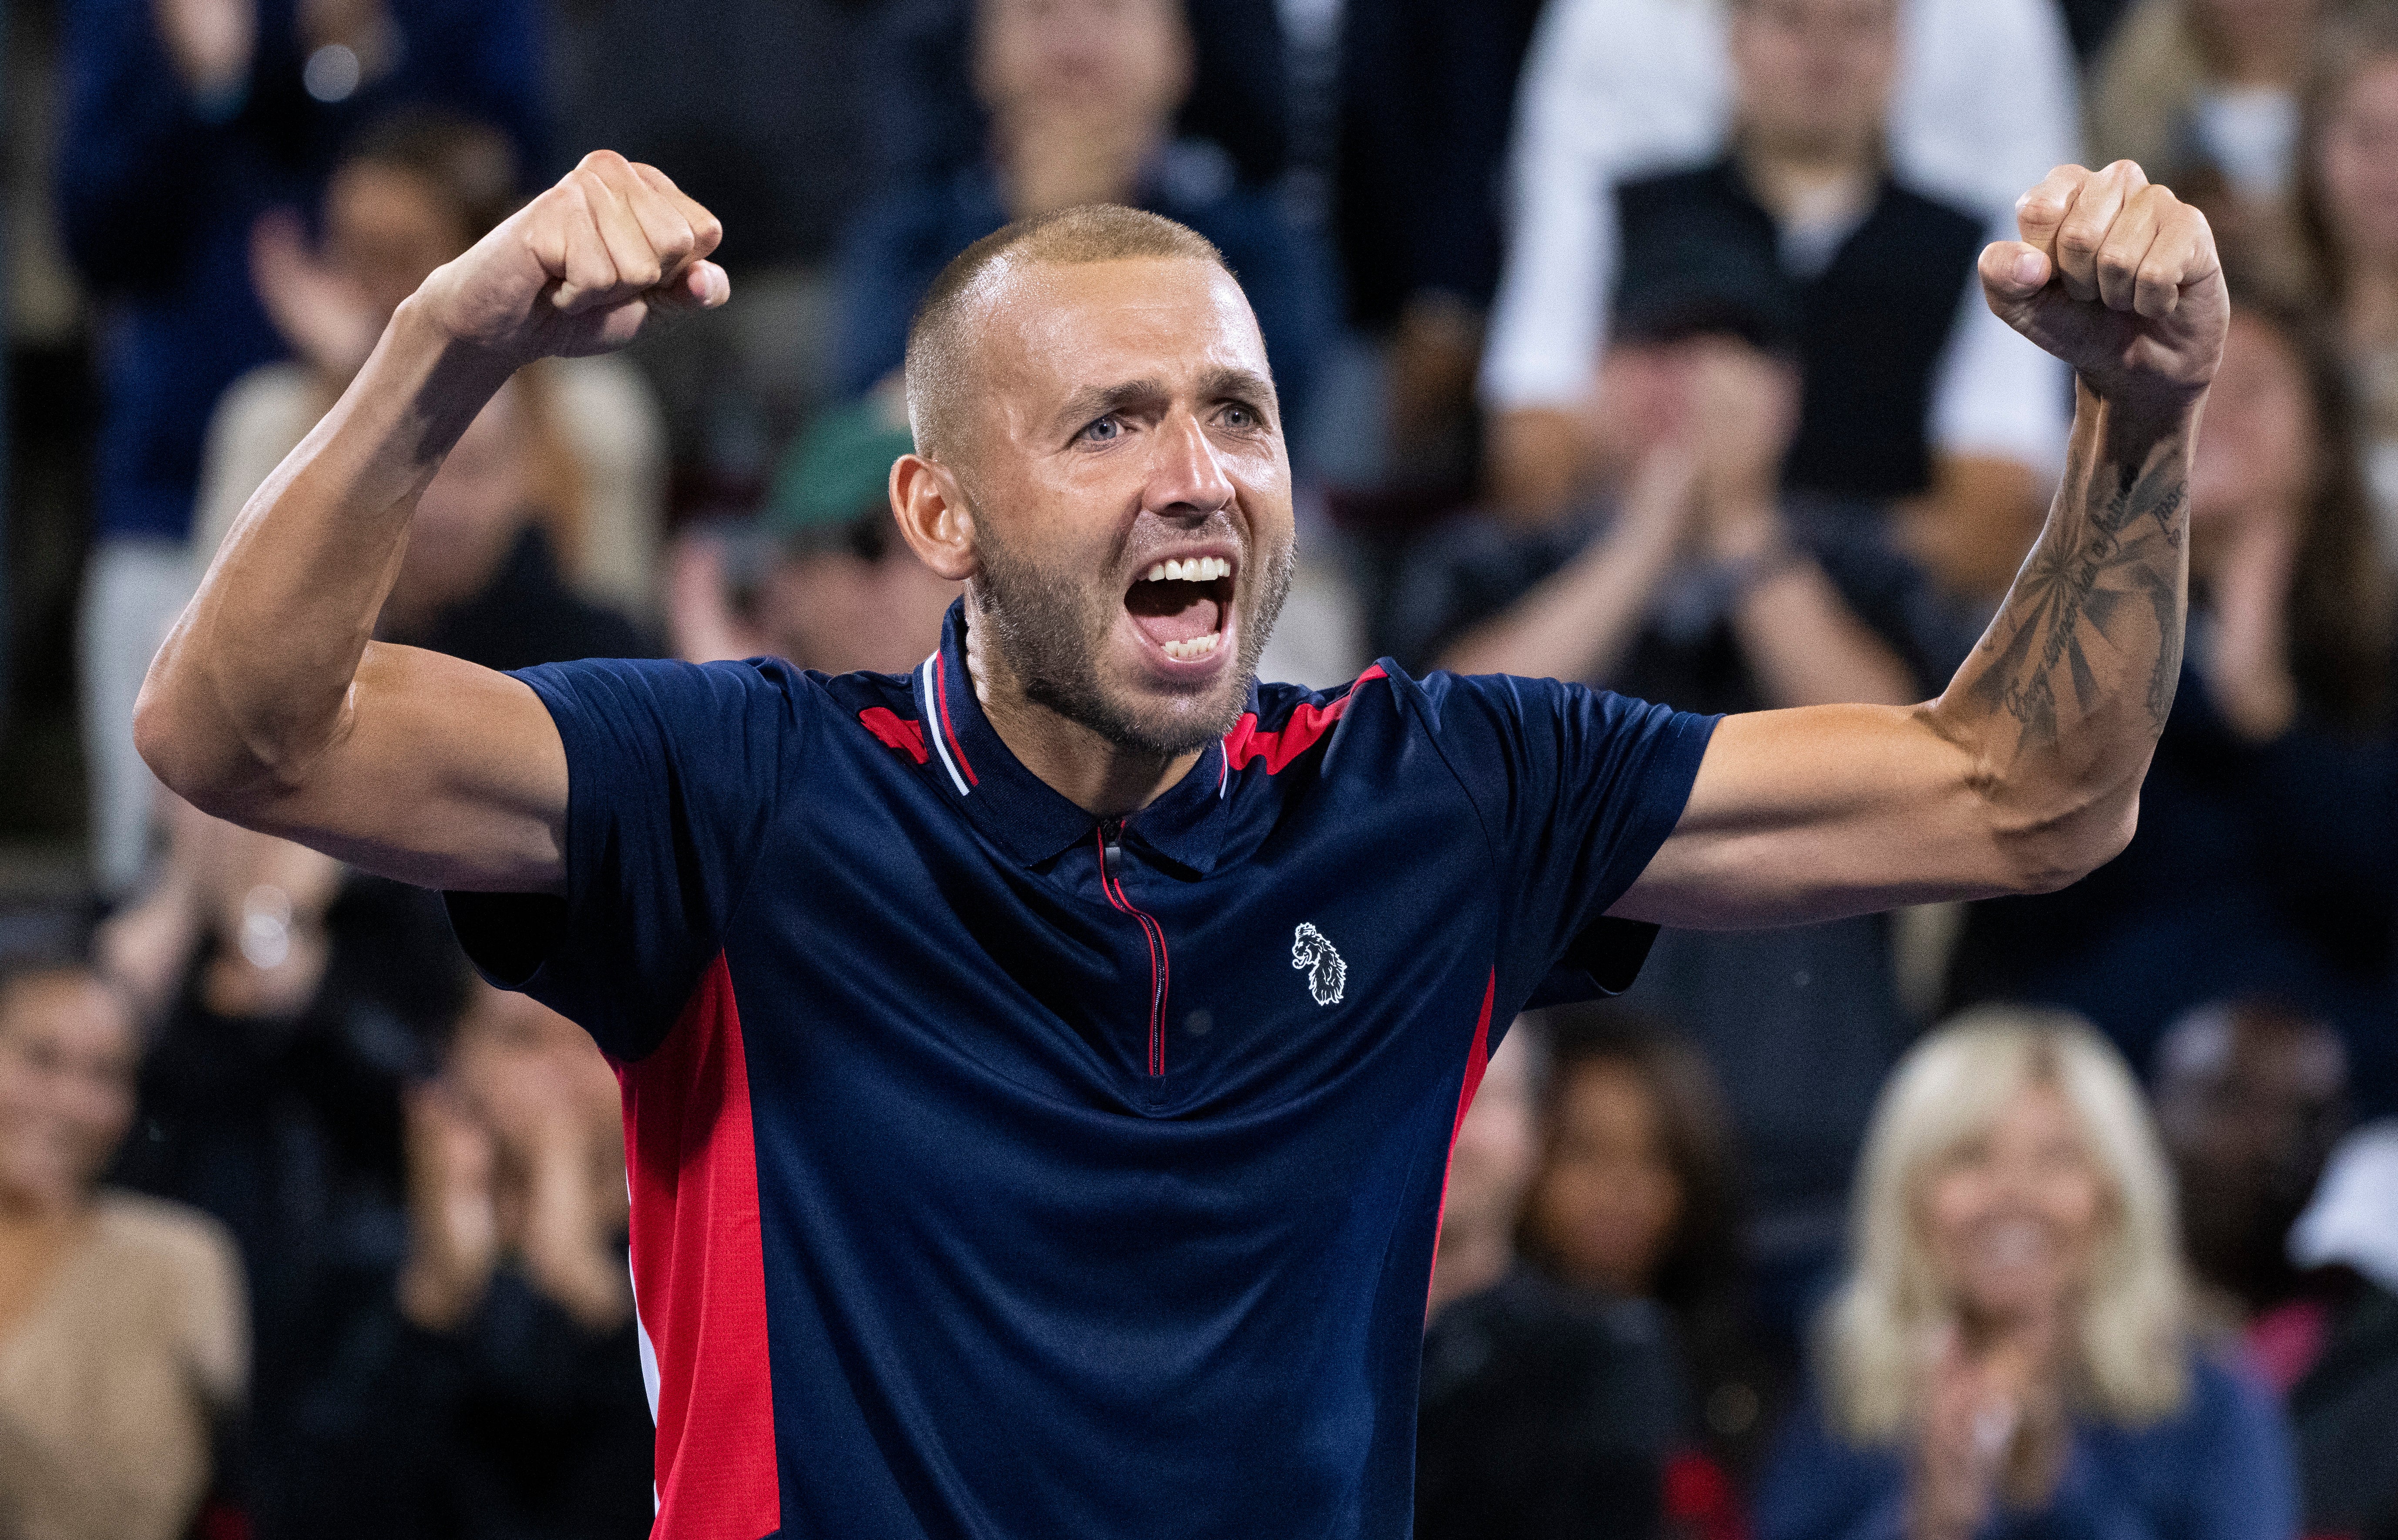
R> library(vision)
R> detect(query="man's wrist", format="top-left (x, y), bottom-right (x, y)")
top-left (382, 293), bottom-right (523, 424)
top-left (2076, 372), bottom-right (2207, 451)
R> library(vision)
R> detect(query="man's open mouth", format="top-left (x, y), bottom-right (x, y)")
top-left (1125, 556), bottom-right (1234, 663)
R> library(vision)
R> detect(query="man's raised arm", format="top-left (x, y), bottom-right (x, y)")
top-left (134, 153), bottom-right (727, 892)
top-left (1614, 161), bottom-right (2227, 928)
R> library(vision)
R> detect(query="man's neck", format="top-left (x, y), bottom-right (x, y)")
top-left (1735, 127), bottom-right (1879, 229)
top-left (964, 609), bottom-right (1204, 819)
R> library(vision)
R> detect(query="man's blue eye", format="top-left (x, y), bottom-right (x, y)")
top-left (1086, 417), bottom-right (1121, 442)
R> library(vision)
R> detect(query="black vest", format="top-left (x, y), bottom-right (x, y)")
top-left (1613, 158), bottom-right (1985, 500)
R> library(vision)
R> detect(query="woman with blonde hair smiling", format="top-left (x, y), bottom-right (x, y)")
top-left (1756, 1008), bottom-right (2298, 1540)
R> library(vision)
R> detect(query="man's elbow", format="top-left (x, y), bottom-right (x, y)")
top-left (1992, 791), bottom-right (2139, 896)
top-left (132, 670), bottom-right (214, 811)
top-left (131, 660), bottom-right (279, 823)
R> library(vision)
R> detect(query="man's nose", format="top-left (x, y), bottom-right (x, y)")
top-left (1145, 409), bottom-right (1235, 521)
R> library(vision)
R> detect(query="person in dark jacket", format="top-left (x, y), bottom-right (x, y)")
top-left (275, 980), bottom-right (652, 1540)
top-left (1417, 1020), bottom-right (1681, 1540)
top-left (58, 0), bottom-right (545, 896)
top-left (833, 0), bottom-right (1334, 432)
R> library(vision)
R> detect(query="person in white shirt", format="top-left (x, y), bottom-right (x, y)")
top-left (1482, 0), bottom-right (2077, 597)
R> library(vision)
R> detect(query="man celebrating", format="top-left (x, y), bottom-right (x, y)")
top-left (139, 151), bottom-right (2223, 1537)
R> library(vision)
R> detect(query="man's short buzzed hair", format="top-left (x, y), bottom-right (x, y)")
top-left (903, 205), bottom-right (1231, 462)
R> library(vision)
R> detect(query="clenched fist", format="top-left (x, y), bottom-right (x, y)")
top-left (1979, 161), bottom-right (2227, 412)
top-left (415, 150), bottom-right (729, 368)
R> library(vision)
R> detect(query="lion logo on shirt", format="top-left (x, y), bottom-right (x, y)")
top-left (1291, 923), bottom-right (1346, 1007)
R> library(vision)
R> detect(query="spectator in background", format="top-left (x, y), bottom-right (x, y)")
top-left (57, 0), bottom-right (544, 895)
top-left (1759, 1010), bottom-right (2299, 1540)
top-left (193, 111), bottom-right (667, 621)
top-left (1481, 0), bottom-right (2074, 597)
top-left (833, 0), bottom-right (1336, 433)
top-left (275, 981), bottom-right (652, 1540)
top-left (0, 962), bottom-right (246, 1540)
top-left (2301, 3), bottom-right (2398, 575)
top-left (99, 356), bottom-right (654, 1526)
top-left (860, 0), bottom-right (1290, 195)
top-left (1429, 1028), bottom-right (1545, 1318)
top-left (1417, 1024), bottom-right (1682, 1540)
top-left (1401, 334), bottom-right (1969, 1344)
top-left (2087, 0), bottom-right (2322, 301)
top-left (670, 395), bottom-right (959, 672)
top-left (1331, 0), bottom-right (1549, 502)
top-left (2153, 1000), bottom-right (2350, 1355)
top-left (1945, 299), bottom-right (2398, 1105)
top-left (1517, 1007), bottom-right (1779, 1506)
top-left (97, 802), bottom-right (466, 1528)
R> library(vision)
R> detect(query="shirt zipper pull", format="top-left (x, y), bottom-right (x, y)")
top-left (1101, 819), bottom-right (1125, 881)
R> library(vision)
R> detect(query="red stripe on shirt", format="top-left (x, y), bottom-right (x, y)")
top-left (1427, 970), bottom-right (1498, 1313)
top-left (1223, 664), bottom-right (1387, 775)
top-left (618, 952), bottom-right (781, 1539)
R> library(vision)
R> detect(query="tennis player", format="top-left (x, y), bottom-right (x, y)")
top-left (138, 150), bottom-right (2223, 1538)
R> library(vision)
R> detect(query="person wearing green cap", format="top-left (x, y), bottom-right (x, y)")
top-left (667, 394), bottom-right (959, 672)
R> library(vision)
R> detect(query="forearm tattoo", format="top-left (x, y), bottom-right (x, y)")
top-left (1965, 442), bottom-right (2189, 752)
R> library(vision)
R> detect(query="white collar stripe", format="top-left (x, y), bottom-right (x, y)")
top-left (920, 656), bottom-right (971, 797)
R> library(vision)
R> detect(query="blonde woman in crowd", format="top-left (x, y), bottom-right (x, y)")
top-left (1756, 1010), bottom-right (2298, 1540)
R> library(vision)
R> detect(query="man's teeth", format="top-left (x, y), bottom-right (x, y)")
top-left (1142, 556), bottom-right (1233, 584)
top-left (1160, 633), bottom-right (1222, 661)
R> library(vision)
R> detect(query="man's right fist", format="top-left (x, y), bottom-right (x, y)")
top-left (415, 150), bottom-right (729, 367)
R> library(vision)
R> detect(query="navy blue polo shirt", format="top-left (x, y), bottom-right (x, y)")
top-left (447, 601), bottom-right (1717, 1540)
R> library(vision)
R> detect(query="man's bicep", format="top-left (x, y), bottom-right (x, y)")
top-left (245, 643), bottom-right (568, 893)
top-left (1607, 703), bottom-right (2018, 929)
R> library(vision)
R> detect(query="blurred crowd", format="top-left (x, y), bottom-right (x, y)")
top-left (0, 0), bottom-right (2395, 1534)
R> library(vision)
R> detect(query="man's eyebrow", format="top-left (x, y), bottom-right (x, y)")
top-left (1053, 379), bottom-right (1169, 433)
top-left (1199, 367), bottom-right (1278, 406)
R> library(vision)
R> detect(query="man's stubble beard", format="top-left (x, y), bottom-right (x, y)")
top-left (973, 519), bottom-right (1294, 757)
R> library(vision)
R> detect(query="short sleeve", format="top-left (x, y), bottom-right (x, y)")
top-left (1417, 671), bottom-right (1717, 998)
top-left (444, 655), bottom-right (803, 1061)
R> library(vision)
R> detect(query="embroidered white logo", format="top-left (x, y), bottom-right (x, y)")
top-left (1291, 923), bottom-right (1347, 1006)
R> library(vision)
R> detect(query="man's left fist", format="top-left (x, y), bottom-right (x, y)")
top-left (1979, 161), bottom-right (2228, 413)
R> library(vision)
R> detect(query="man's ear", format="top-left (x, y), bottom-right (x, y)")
top-left (890, 454), bottom-right (980, 582)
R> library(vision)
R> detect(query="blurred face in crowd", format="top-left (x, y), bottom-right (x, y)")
top-left (1529, 1058), bottom-right (1683, 1297)
top-left (765, 528), bottom-right (961, 676)
top-left (2192, 0), bottom-right (2318, 81)
top-left (1918, 1079), bottom-right (2110, 1330)
top-left (1441, 1032), bottom-right (1540, 1247)
top-left (2156, 1003), bottom-right (2345, 1301)
top-left (2188, 309), bottom-right (2315, 572)
top-left (2318, 54), bottom-right (2398, 272)
top-left (950, 256), bottom-right (1296, 755)
top-left (326, 160), bottom-right (474, 326)
top-left (1728, 0), bottom-right (1899, 162)
top-left (388, 381), bottom-right (532, 624)
top-left (0, 972), bottom-right (138, 1215)
top-left (974, 0), bottom-right (1192, 128)
top-left (448, 982), bottom-right (622, 1188)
